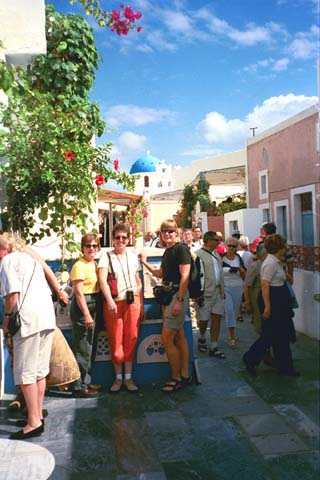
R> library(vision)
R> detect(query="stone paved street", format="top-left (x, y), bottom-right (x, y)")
top-left (0, 314), bottom-right (319, 480)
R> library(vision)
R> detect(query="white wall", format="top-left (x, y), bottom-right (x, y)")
top-left (224, 208), bottom-right (263, 242)
top-left (293, 269), bottom-right (320, 340)
top-left (146, 200), bottom-right (179, 233)
top-left (0, 0), bottom-right (46, 62)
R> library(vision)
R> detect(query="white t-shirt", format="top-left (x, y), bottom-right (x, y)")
top-left (0, 252), bottom-right (56, 337)
top-left (222, 255), bottom-right (243, 288)
top-left (238, 250), bottom-right (253, 269)
top-left (98, 250), bottom-right (141, 301)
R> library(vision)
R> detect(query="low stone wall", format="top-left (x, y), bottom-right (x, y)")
top-left (293, 269), bottom-right (320, 340)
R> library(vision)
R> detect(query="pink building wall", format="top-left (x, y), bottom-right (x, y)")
top-left (247, 106), bottom-right (319, 245)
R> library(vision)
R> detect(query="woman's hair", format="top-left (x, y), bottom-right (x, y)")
top-left (0, 232), bottom-right (26, 252)
top-left (256, 242), bottom-right (267, 258)
top-left (80, 232), bottom-right (100, 253)
top-left (264, 234), bottom-right (285, 254)
top-left (239, 235), bottom-right (249, 248)
top-left (112, 223), bottom-right (130, 238)
top-left (225, 237), bottom-right (238, 247)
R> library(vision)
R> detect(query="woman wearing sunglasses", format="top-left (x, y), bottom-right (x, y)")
top-left (69, 232), bottom-right (102, 398)
top-left (98, 223), bottom-right (143, 393)
top-left (139, 219), bottom-right (191, 393)
top-left (222, 237), bottom-right (246, 349)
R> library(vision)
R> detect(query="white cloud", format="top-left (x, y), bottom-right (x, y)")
top-left (244, 56), bottom-right (290, 73)
top-left (197, 94), bottom-right (318, 148)
top-left (117, 131), bottom-right (147, 151)
top-left (272, 57), bottom-right (290, 71)
top-left (287, 25), bottom-right (319, 59)
top-left (198, 112), bottom-right (248, 147)
top-left (145, 30), bottom-right (177, 51)
top-left (105, 104), bottom-right (174, 128)
top-left (162, 10), bottom-right (193, 33)
top-left (228, 24), bottom-right (272, 46)
top-left (109, 131), bottom-right (148, 173)
top-left (180, 146), bottom-right (224, 157)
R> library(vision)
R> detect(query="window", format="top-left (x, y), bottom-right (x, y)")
top-left (275, 204), bottom-right (288, 238)
top-left (259, 169), bottom-right (269, 200)
top-left (262, 208), bottom-right (270, 222)
top-left (229, 220), bottom-right (238, 232)
top-left (158, 181), bottom-right (163, 188)
top-left (144, 176), bottom-right (149, 188)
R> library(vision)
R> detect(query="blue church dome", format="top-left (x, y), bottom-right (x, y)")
top-left (129, 152), bottom-right (160, 174)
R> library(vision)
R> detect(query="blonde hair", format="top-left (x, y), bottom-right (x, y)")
top-left (225, 237), bottom-right (238, 247)
top-left (0, 232), bottom-right (26, 252)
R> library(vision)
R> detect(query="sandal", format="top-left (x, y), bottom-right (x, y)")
top-left (209, 347), bottom-right (226, 359)
top-left (198, 338), bottom-right (208, 353)
top-left (228, 339), bottom-right (237, 349)
top-left (161, 378), bottom-right (182, 393)
top-left (179, 376), bottom-right (192, 389)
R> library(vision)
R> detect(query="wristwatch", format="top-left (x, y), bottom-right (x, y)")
top-left (176, 296), bottom-right (184, 302)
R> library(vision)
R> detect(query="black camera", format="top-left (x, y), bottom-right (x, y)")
top-left (229, 267), bottom-right (238, 273)
top-left (126, 290), bottom-right (134, 304)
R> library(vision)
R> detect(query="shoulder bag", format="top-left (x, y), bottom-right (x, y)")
top-left (8, 260), bottom-right (36, 336)
top-left (107, 252), bottom-right (119, 298)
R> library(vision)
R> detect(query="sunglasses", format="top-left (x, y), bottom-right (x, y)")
top-left (227, 244), bottom-right (237, 248)
top-left (161, 229), bottom-right (176, 234)
top-left (85, 244), bottom-right (98, 249)
top-left (114, 235), bottom-right (128, 240)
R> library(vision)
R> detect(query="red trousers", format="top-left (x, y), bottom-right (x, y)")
top-left (103, 294), bottom-right (141, 364)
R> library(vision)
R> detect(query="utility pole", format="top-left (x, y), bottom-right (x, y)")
top-left (250, 126), bottom-right (258, 137)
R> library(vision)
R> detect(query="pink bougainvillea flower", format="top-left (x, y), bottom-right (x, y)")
top-left (113, 159), bottom-right (119, 170)
top-left (142, 208), bottom-right (148, 218)
top-left (95, 174), bottom-right (105, 186)
top-left (120, 3), bottom-right (124, 9)
top-left (63, 150), bottom-right (75, 163)
top-left (124, 6), bottom-right (135, 21)
top-left (135, 11), bottom-right (142, 20)
top-left (132, 207), bottom-right (137, 214)
top-left (137, 26), bottom-right (142, 32)
top-left (111, 9), bottom-right (120, 20)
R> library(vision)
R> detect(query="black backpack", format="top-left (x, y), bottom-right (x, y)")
top-left (180, 243), bottom-right (204, 299)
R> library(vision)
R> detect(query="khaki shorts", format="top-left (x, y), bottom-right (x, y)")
top-left (162, 292), bottom-right (189, 330)
top-left (196, 289), bottom-right (225, 322)
top-left (13, 329), bottom-right (55, 385)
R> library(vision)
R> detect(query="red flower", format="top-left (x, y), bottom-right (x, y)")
top-left (137, 26), bottom-right (142, 32)
top-left (113, 159), bottom-right (119, 170)
top-left (95, 174), bottom-right (105, 186)
top-left (63, 150), bottom-right (75, 163)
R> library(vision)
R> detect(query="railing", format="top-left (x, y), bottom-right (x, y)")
top-left (291, 245), bottom-right (320, 272)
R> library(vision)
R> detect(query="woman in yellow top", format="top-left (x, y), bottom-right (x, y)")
top-left (70, 233), bottom-right (102, 398)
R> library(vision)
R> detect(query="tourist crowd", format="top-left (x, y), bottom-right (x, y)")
top-left (0, 220), bottom-right (299, 441)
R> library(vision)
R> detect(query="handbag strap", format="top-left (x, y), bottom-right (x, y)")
top-left (17, 260), bottom-right (37, 314)
top-left (106, 252), bottom-right (116, 277)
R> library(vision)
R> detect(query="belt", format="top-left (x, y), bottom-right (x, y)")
top-left (84, 293), bottom-right (99, 300)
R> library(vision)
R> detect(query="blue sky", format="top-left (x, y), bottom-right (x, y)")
top-left (50, 0), bottom-right (318, 173)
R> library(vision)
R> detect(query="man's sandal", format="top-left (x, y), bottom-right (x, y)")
top-left (161, 378), bottom-right (182, 393)
top-left (209, 347), bottom-right (226, 359)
